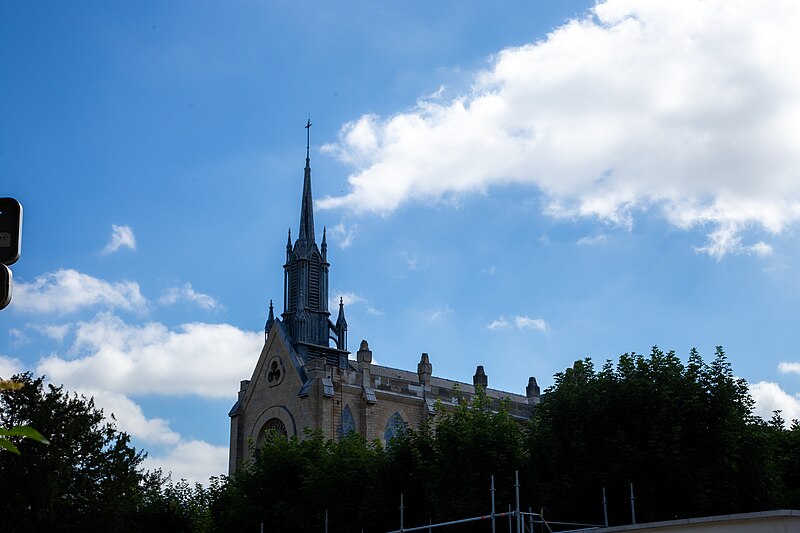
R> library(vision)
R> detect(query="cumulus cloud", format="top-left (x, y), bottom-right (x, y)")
top-left (86, 389), bottom-right (226, 483)
top-left (15, 269), bottom-right (146, 314)
top-left (84, 388), bottom-right (181, 446)
top-left (0, 355), bottom-right (23, 378)
top-left (101, 224), bottom-right (137, 255)
top-left (143, 439), bottom-right (228, 485)
top-left (37, 312), bottom-right (262, 398)
top-left (159, 283), bottom-right (221, 311)
top-left (488, 315), bottom-right (548, 332)
top-left (750, 381), bottom-right (800, 425)
top-left (319, 0), bottom-right (800, 257)
top-left (29, 323), bottom-right (72, 342)
top-left (779, 362), bottom-right (800, 374)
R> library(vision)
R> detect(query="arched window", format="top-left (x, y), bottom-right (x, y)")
top-left (384, 412), bottom-right (406, 443)
top-left (338, 404), bottom-right (356, 438)
top-left (261, 418), bottom-right (288, 441)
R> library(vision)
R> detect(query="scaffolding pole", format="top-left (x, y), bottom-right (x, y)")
top-left (491, 475), bottom-right (496, 533)
top-left (515, 471), bottom-right (521, 533)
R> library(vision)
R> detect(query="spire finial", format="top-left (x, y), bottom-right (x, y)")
top-left (265, 299), bottom-right (275, 340)
top-left (305, 116), bottom-right (312, 162)
top-left (298, 119), bottom-right (316, 243)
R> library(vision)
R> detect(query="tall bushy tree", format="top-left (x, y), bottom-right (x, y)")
top-left (428, 388), bottom-right (526, 528)
top-left (527, 347), bottom-right (778, 525)
top-left (0, 373), bottom-right (145, 532)
top-left (215, 430), bottom-right (391, 532)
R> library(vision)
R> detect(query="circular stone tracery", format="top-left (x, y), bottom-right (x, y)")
top-left (262, 417), bottom-right (287, 438)
top-left (266, 356), bottom-right (284, 386)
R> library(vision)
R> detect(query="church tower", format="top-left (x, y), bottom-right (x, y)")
top-left (278, 120), bottom-right (349, 367)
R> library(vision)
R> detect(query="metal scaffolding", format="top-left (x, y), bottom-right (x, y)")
top-left (385, 472), bottom-right (603, 533)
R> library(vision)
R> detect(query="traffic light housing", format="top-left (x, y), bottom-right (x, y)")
top-left (0, 264), bottom-right (10, 310)
top-left (0, 197), bottom-right (22, 266)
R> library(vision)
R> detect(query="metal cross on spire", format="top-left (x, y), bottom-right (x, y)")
top-left (305, 116), bottom-right (312, 161)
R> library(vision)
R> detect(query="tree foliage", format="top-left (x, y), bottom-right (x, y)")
top-left (0, 373), bottom-right (145, 532)
top-left (526, 346), bottom-right (787, 524)
top-left (4, 346), bottom-right (800, 531)
top-left (210, 347), bottom-right (800, 531)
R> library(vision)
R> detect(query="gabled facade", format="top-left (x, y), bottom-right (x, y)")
top-left (228, 125), bottom-right (541, 474)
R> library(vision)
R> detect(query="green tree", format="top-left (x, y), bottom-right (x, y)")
top-left (428, 388), bottom-right (526, 530)
top-left (0, 373), bottom-right (145, 532)
top-left (526, 347), bottom-right (780, 525)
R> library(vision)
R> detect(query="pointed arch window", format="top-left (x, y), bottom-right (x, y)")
top-left (338, 404), bottom-right (356, 438)
top-left (384, 412), bottom-right (407, 443)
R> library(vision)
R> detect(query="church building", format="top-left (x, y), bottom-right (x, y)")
top-left (228, 125), bottom-right (542, 473)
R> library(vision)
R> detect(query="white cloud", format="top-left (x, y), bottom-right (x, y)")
top-left (427, 305), bottom-right (452, 321)
top-left (514, 316), bottom-right (548, 332)
top-left (331, 291), bottom-right (383, 316)
top-left (488, 315), bottom-right (548, 332)
top-left (400, 252), bottom-right (426, 271)
top-left (779, 362), bottom-right (800, 374)
top-left (331, 291), bottom-right (365, 309)
top-left (329, 223), bottom-right (357, 249)
top-left (319, 0), bottom-right (800, 257)
top-left (576, 235), bottom-right (607, 246)
top-left (15, 269), bottom-right (146, 314)
top-left (101, 224), bottom-right (137, 255)
top-left (488, 317), bottom-right (510, 330)
top-left (29, 323), bottom-right (72, 342)
top-left (159, 283), bottom-right (220, 311)
top-left (82, 388), bottom-right (181, 446)
top-left (750, 381), bottom-right (800, 425)
top-left (9, 328), bottom-right (28, 346)
top-left (0, 355), bottom-right (23, 378)
top-left (143, 439), bottom-right (228, 485)
top-left (37, 312), bottom-right (262, 398)
top-left (693, 222), bottom-right (774, 260)
top-left (87, 389), bottom-right (225, 483)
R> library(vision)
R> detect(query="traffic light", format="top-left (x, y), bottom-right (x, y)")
top-left (0, 197), bottom-right (22, 311)
top-left (0, 197), bottom-right (22, 266)
top-left (0, 263), bottom-right (10, 311)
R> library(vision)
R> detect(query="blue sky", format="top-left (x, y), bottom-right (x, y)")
top-left (3, 0), bottom-right (800, 483)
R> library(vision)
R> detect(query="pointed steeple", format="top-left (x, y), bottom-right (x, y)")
top-left (265, 300), bottom-right (274, 340)
top-left (335, 297), bottom-right (348, 350)
top-left (298, 118), bottom-right (315, 243)
top-left (336, 297), bottom-right (346, 323)
top-left (280, 119), bottom-right (348, 365)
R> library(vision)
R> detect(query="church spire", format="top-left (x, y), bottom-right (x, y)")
top-left (265, 300), bottom-right (274, 341)
top-left (281, 119), bottom-right (347, 364)
top-left (298, 118), bottom-right (315, 243)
